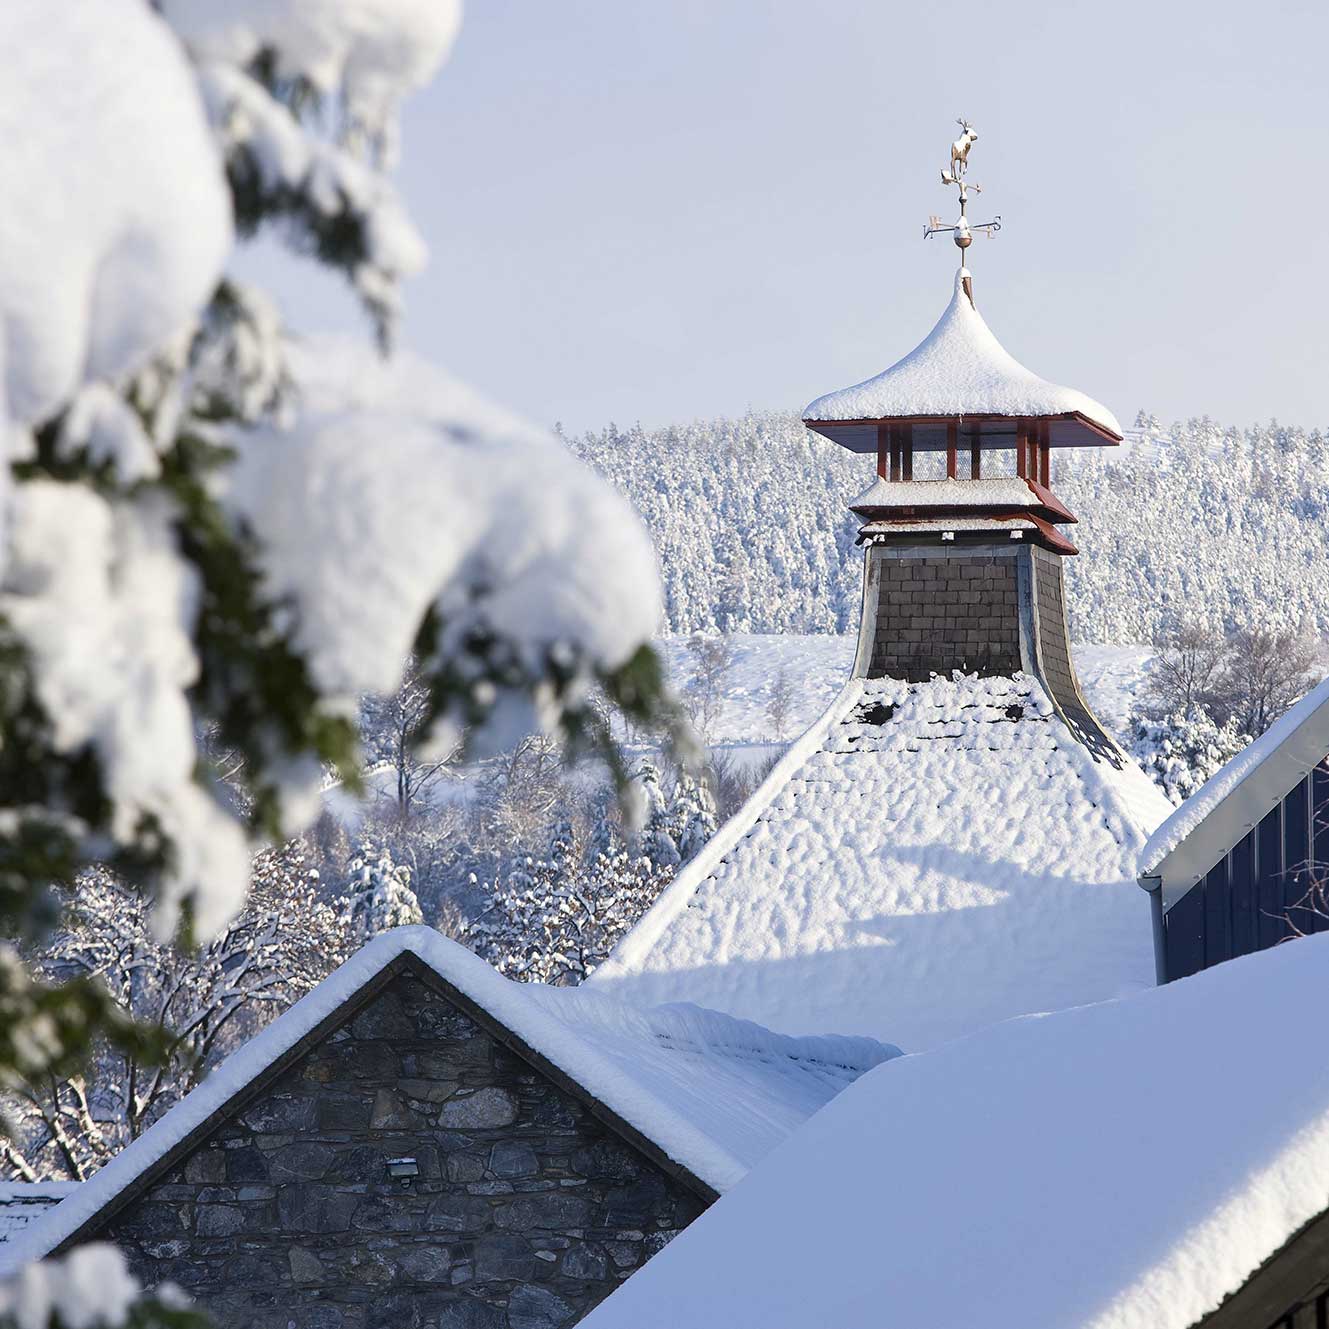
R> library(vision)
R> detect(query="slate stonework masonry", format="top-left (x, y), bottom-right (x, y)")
top-left (858, 539), bottom-right (1124, 762)
top-left (866, 549), bottom-right (1021, 681)
top-left (100, 967), bottom-right (707, 1329)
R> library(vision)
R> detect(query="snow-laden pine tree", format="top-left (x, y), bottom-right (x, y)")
top-left (466, 818), bottom-right (670, 986)
top-left (0, 0), bottom-right (673, 1100)
top-left (671, 768), bottom-right (718, 865)
top-left (635, 759), bottom-right (682, 870)
top-left (341, 842), bottom-right (423, 941)
top-left (1128, 709), bottom-right (1250, 806)
top-left (0, 2), bottom-right (676, 1317)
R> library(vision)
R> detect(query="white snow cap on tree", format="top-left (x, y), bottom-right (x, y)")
top-left (161, 0), bottom-right (461, 164)
top-left (0, 0), bottom-right (230, 457)
top-left (0, 1), bottom-right (662, 956)
top-left (228, 339), bottom-right (663, 705)
top-left (343, 843), bottom-right (423, 941)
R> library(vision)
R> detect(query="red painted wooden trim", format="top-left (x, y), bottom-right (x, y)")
top-left (801, 410), bottom-right (1123, 446)
top-left (946, 421), bottom-right (958, 479)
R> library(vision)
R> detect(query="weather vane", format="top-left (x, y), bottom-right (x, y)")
top-left (923, 119), bottom-right (1002, 256)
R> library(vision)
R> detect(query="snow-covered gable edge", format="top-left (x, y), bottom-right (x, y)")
top-left (2, 928), bottom-right (882, 1273)
top-left (593, 680), bottom-right (866, 984)
top-left (1140, 677), bottom-right (1329, 910)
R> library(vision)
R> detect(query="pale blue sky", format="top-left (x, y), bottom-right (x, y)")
top-left (241, 0), bottom-right (1329, 436)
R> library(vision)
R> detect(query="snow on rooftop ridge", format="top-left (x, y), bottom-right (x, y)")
top-left (802, 269), bottom-right (1122, 437)
top-left (583, 932), bottom-right (1329, 1329)
top-left (591, 672), bottom-right (1170, 1049)
top-left (1141, 674), bottom-right (1329, 877)
top-left (1, 930), bottom-right (894, 1271)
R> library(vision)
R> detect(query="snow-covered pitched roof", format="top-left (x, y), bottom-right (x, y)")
top-left (802, 270), bottom-right (1122, 438)
top-left (591, 674), bottom-right (1171, 1049)
top-left (1141, 677), bottom-right (1329, 908)
top-left (3, 929), bottom-right (895, 1271)
top-left (0, 1185), bottom-right (76, 1248)
top-left (582, 932), bottom-right (1329, 1329)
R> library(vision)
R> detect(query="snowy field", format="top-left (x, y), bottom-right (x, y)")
top-left (658, 634), bottom-right (1155, 748)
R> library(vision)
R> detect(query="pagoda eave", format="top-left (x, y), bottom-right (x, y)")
top-left (803, 411), bottom-right (1122, 455)
top-left (857, 515), bottom-right (1079, 557)
top-left (848, 476), bottom-right (1079, 526)
top-left (851, 501), bottom-right (1075, 526)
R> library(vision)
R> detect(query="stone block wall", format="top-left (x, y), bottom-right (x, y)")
top-left (101, 968), bottom-right (707, 1329)
top-left (866, 549), bottom-right (1022, 680)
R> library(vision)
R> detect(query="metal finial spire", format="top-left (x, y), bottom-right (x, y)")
top-left (923, 118), bottom-right (1002, 261)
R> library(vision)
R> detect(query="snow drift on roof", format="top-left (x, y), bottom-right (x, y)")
top-left (583, 932), bottom-right (1329, 1329)
top-left (802, 270), bottom-right (1122, 437)
top-left (591, 674), bottom-right (1171, 1049)
top-left (523, 985), bottom-right (896, 1177)
top-left (2, 929), bottom-right (895, 1271)
top-left (1141, 675), bottom-right (1329, 877)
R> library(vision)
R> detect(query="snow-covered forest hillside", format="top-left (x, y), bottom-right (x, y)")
top-left (570, 412), bottom-right (1329, 643)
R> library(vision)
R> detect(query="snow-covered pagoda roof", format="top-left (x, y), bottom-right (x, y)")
top-left (3, 929), bottom-right (896, 1270)
top-left (582, 932), bottom-right (1329, 1329)
top-left (803, 269), bottom-right (1123, 452)
top-left (1141, 675), bottom-right (1329, 909)
top-left (591, 674), bottom-right (1170, 1050)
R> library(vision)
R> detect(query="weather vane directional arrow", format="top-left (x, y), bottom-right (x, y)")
top-left (923, 119), bottom-right (1002, 254)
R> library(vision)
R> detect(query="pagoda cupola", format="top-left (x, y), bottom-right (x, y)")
top-left (803, 120), bottom-right (1121, 559)
top-left (802, 122), bottom-right (1125, 760)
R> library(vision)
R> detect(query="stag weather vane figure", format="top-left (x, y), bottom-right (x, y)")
top-left (924, 118), bottom-right (1002, 262)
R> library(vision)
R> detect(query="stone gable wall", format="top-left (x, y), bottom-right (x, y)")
top-left (100, 968), bottom-right (707, 1329)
